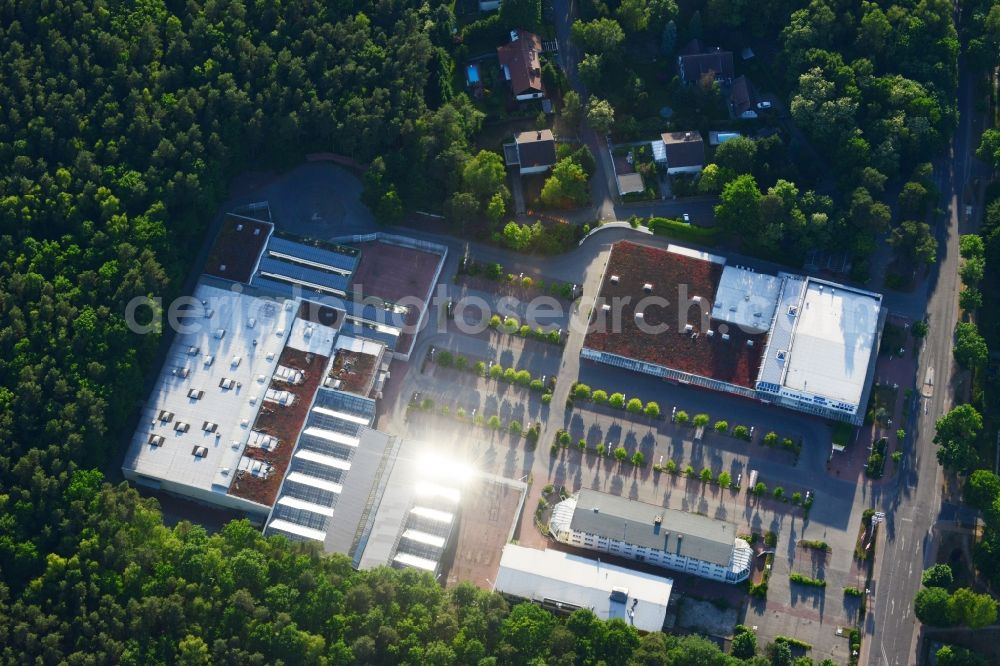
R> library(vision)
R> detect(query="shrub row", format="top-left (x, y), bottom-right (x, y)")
top-left (458, 259), bottom-right (577, 300)
top-left (774, 635), bottom-right (813, 650)
top-left (844, 587), bottom-right (864, 597)
top-left (409, 399), bottom-right (541, 444)
top-left (645, 217), bottom-right (721, 245)
top-left (798, 539), bottom-right (831, 552)
top-left (553, 430), bottom-right (646, 466)
top-left (762, 431), bottom-right (802, 456)
top-left (570, 384), bottom-right (661, 417)
top-left (789, 573), bottom-right (827, 588)
top-left (487, 314), bottom-right (563, 345)
top-left (433, 350), bottom-right (555, 394)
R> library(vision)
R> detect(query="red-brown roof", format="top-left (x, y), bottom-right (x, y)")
top-left (583, 241), bottom-right (766, 388)
top-left (204, 215), bottom-right (272, 283)
top-left (498, 30), bottom-right (545, 97)
top-left (228, 343), bottom-right (329, 506)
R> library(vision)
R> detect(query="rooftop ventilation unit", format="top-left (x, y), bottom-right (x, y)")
top-left (692, 295), bottom-right (702, 303)
top-left (203, 355), bottom-right (215, 367)
top-left (187, 346), bottom-right (200, 355)
top-left (192, 445), bottom-right (208, 458)
top-left (721, 333), bottom-right (731, 341)
top-left (610, 587), bottom-right (629, 603)
top-left (787, 305), bottom-right (798, 316)
top-left (231, 356), bottom-right (242, 368)
top-left (202, 421), bottom-right (218, 433)
top-left (247, 318), bottom-right (257, 328)
top-left (215, 328), bottom-right (226, 339)
top-left (158, 410), bottom-right (174, 423)
top-left (776, 350), bottom-right (787, 360)
top-left (219, 377), bottom-right (235, 390)
top-left (236, 224), bottom-right (244, 231)
top-left (174, 422), bottom-right (190, 433)
top-left (706, 329), bottom-right (714, 337)
top-left (601, 303), bottom-right (611, 312)
top-left (635, 311), bottom-right (644, 321)
top-left (746, 340), bottom-right (754, 347)
top-left (610, 275), bottom-right (620, 284)
top-left (253, 228), bottom-right (261, 236)
top-left (188, 388), bottom-right (204, 400)
top-left (643, 283), bottom-right (653, 293)
top-left (683, 324), bottom-right (693, 333)
top-left (148, 434), bottom-right (164, 447)
top-left (173, 367), bottom-right (190, 378)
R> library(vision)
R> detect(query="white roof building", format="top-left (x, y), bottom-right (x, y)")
top-left (494, 545), bottom-right (673, 632)
top-left (712, 265), bottom-right (783, 334)
top-left (121, 280), bottom-right (298, 514)
top-left (755, 277), bottom-right (883, 420)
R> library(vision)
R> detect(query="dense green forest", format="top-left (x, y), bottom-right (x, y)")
top-left (0, 0), bottom-right (992, 662)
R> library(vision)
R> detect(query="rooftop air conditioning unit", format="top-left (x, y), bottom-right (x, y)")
top-left (610, 275), bottom-right (620, 284)
top-left (721, 333), bottom-right (731, 341)
top-left (776, 350), bottom-right (787, 360)
top-left (706, 329), bottom-right (714, 337)
top-left (215, 328), bottom-right (226, 339)
top-left (747, 340), bottom-right (755, 347)
top-left (236, 224), bottom-right (244, 231)
top-left (684, 324), bottom-right (693, 333)
top-left (643, 283), bottom-right (653, 293)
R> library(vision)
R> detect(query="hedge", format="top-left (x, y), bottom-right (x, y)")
top-left (645, 217), bottom-right (721, 245)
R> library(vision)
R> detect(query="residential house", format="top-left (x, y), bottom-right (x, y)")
top-left (656, 131), bottom-right (705, 175)
top-left (505, 129), bottom-right (557, 175)
top-left (498, 29), bottom-right (545, 101)
top-left (729, 75), bottom-right (757, 119)
top-left (677, 39), bottom-right (734, 85)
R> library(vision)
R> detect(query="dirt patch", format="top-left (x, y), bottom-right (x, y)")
top-left (676, 597), bottom-right (738, 637)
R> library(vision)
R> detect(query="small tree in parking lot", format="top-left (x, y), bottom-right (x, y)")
top-left (596, 442), bottom-right (607, 456)
top-left (609, 393), bottom-right (626, 408)
top-left (503, 317), bottom-right (519, 334)
top-left (714, 420), bottom-right (729, 433)
top-left (631, 451), bottom-right (645, 466)
top-left (489, 314), bottom-right (502, 328)
top-left (574, 383), bottom-right (592, 400)
top-left (675, 410), bottom-right (689, 424)
top-left (718, 471), bottom-right (732, 488)
top-left (487, 415), bottom-right (502, 430)
top-left (753, 481), bottom-right (767, 496)
top-left (509, 420), bottom-right (522, 435)
top-left (626, 398), bottom-right (644, 413)
top-left (700, 468), bottom-right (713, 483)
top-left (592, 389), bottom-right (608, 404)
top-left (558, 430), bottom-right (572, 446)
top-left (614, 446), bottom-right (628, 462)
top-left (503, 367), bottom-right (517, 383)
top-left (489, 364), bottom-right (503, 380)
top-left (437, 350), bottom-right (454, 367)
top-left (474, 361), bottom-right (486, 376)
top-left (515, 370), bottom-right (532, 385)
top-left (692, 413), bottom-right (709, 427)
top-left (644, 401), bottom-right (661, 418)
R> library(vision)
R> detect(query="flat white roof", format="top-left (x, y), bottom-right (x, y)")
top-left (268, 518), bottom-right (327, 541)
top-left (782, 279), bottom-right (881, 405)
top-left (667, 243), bottom-right (726, 265)
top-left (335, 335), bottom-right (385, 356)
top-left (495, 545), bottom-right (673, 633)
top-left (393, 552), bottom-right (438, 571)
top-left (122, 281), bottom-right (297, 497)
top-left (712, 265), bottom-right (783, 333)
top-left (286, 317), bottom-right (337, 356)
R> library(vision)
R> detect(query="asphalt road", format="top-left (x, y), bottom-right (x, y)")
top-left (867, 54), bottom-right (991, 666)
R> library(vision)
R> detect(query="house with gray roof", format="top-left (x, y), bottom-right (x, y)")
top-left (549, 489), bottom-right (753, 583)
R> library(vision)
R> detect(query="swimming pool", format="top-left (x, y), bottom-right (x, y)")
top-left (466, 64), bottom-right (480, 84)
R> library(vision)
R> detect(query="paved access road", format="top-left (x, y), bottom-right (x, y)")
top-left (866, 53), bottom-right (991, 666)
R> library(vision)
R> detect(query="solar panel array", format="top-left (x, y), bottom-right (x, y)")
top-left (264, 388), bottom-right (377, 543)
top-left (390, 480), bottom-right (461, 575)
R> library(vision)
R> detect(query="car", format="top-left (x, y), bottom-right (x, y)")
top-left (756, 101), bottom-right (772, 110)
top-left (410, 391), bottom-right (422, 406)
top-left (682, 213), bottom-right (690, 223)
top-left (446, 299), bottom-right (455, 319)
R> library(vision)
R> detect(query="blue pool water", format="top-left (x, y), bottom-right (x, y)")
top-left (467, 64), bottom-right (480, 84)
